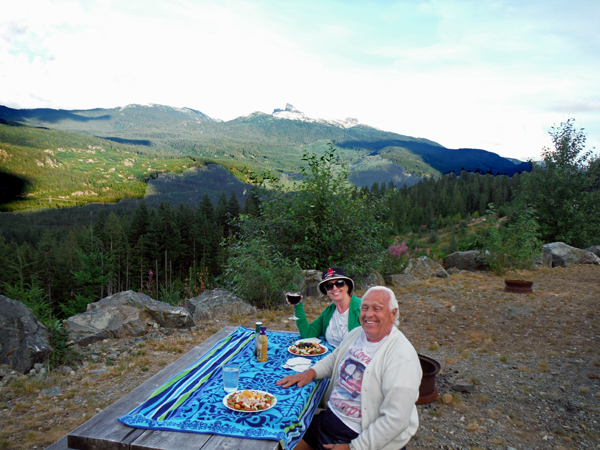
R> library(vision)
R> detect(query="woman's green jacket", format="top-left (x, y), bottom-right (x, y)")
top-left (293, 294), bottom-right (362, 340)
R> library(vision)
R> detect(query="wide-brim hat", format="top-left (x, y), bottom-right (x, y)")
top-left (318, 266), bottom-right (354, 295)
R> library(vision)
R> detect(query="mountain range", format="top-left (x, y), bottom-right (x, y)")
top-left (0, 102), bottom-right (531, 211)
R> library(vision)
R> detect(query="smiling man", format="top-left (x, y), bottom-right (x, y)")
top-left (277, 286), bottom-right (422, 450)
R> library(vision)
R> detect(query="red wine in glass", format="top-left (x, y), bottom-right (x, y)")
top-left (287, 292), bottom-right (301, 320)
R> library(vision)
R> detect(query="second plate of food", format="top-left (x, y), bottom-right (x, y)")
top-left (288, 341), bottom-right (328, 357)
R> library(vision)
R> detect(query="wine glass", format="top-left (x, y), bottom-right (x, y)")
top-left (286, 292), bottom-right (302, 321)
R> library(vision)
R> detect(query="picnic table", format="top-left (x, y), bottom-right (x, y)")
top-left (45, 325), bottom-right (326, 450)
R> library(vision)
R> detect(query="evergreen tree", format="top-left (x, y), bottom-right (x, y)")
top-left (33, 230), bottom-right (58, 307)
top-left (216, 192), bottom-right (229, 237)
top-left (243, 186), bottom-right (261, 216)
top-left (227, 190), bottom-right (242, 236)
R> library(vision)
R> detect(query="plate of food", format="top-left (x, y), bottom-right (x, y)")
top-left (288, 341), bottom-right (328, 357)
top-left (223, 389), bottom-right (277, 412)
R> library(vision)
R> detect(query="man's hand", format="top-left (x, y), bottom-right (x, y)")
top-left (276, 368), bottom-right (317, 388)
top-left (323, 444), bottom-right (350, 450)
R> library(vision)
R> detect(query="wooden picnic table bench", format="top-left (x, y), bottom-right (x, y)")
top-left (45, 326), bottom-right (282, 450)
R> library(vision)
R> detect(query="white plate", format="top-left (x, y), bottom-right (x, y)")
top-left (294, 338), bottom-right (322, 345)
top-left (223, 390), bottom-right (277, 413)
top-left (288, 343), bottom-right (328, 357)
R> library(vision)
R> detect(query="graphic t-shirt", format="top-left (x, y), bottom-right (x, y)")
top-left (328, 330), bottom-right (389, 433)
top-left (325, 308), bottom-right (349, 348)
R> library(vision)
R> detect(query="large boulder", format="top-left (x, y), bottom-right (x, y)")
top-left (443, 250), bottom-right (488, 272)
top-left (404, 256), bottom-right (449, 279)
top-left (0, 296), bottom-right (53, 374)
top-left (65, 291), bottom-right (194, 345)
top-left (187, 289), bottom-right (257, 321)
top-left (543, 242), bottom-right (600, 267)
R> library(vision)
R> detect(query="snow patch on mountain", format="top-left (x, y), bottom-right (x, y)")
top-left (272, 103), bottom-right (359, 129)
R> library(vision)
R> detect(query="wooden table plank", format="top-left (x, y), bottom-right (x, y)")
top-left (199, 434), bottom-right (281, 450)
top-left (129, 429), bottom-right (211, 450)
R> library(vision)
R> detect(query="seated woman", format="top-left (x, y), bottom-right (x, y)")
top-left (288, 267), bottom-right (361, 348)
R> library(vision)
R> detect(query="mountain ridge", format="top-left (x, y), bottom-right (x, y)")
top-left (0, 102), bottom-right (531, 196)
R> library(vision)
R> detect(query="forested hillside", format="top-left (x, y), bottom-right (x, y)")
top-left (0, 119), bottom-right (248, 211)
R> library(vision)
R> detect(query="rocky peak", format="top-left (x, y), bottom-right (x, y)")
top-left (272, 103), bottom-right (302, 114)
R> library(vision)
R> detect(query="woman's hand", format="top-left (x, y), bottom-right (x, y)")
top-left (276, 369), bottom-right (316, 388)
top-left (285, 293), bottom-right (304, 306)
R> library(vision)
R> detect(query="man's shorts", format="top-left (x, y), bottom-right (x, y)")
top-left (302, 409), bottom-right (359, 450)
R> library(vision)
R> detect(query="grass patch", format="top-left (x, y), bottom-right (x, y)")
top-left (429, 407), bottom-right (443, 417)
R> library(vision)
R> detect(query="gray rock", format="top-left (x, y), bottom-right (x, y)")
top-left (65, 290), bottom-right (194, 345)
top-left (385, 273), bottom-right (418, 287)
top-left (541, 252), bottom-right (553, 268)
top-left (446, 267), bottom-right (461, 275)
top-left (451, 380), bottom-right (475, 393)
top-left (0, 295), bottom-right (54, 374)
top-left (404, 256), bottom-right (449, 279)
top-left (91, 291), bottom-right (195, 329)
top-left (356, 271), bottom-right (386, 291)
top-left (543, 242), bottom-right (600, 267)
top-left (41, 386), bottom-right (62, 396)
top-left (443, 250), bottom-right (488, 271)
top-left (585, 245), bottom-right (600, 257)
top-left (187, 289), bottom-right (257, 321)
top-left (301, 270), bottom-right (322, 297)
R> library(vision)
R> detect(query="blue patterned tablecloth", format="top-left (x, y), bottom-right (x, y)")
top-left (118, 326), bottom-right (330, 449)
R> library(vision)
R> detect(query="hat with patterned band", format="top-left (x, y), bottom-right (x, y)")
top-left (317, 267), bottom-right (354, 295)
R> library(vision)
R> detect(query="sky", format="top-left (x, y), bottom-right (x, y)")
top-left (1, 0), bottom-right (599, 161)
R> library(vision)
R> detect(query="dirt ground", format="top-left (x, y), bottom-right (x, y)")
top-left (1, 265), bottom-right (598, 450)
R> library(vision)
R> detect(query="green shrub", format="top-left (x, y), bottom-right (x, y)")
top-left (223, 236), bottom-right (304, 309)
top-left (475, 204), bottom-right (542, 275)
top-left (47, 320), bottom-right (80, 368)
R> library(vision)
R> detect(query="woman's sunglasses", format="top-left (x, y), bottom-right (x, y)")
top-left (324, 279), bottom-right (346, 291)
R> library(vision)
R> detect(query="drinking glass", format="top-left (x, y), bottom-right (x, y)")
top-left (222, 363), bottom-right (240, 393)
top-left (287, 292), bottom-right (302, 321)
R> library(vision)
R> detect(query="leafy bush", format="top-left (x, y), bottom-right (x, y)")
top-left (223, 236), bottom-right (304, 309)
top-left (232, 143), bottom-right (383, 288)
top-left (475, 204), bottom-right (542, 275)
top-left (518, 119), bottom-right (600, 247)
